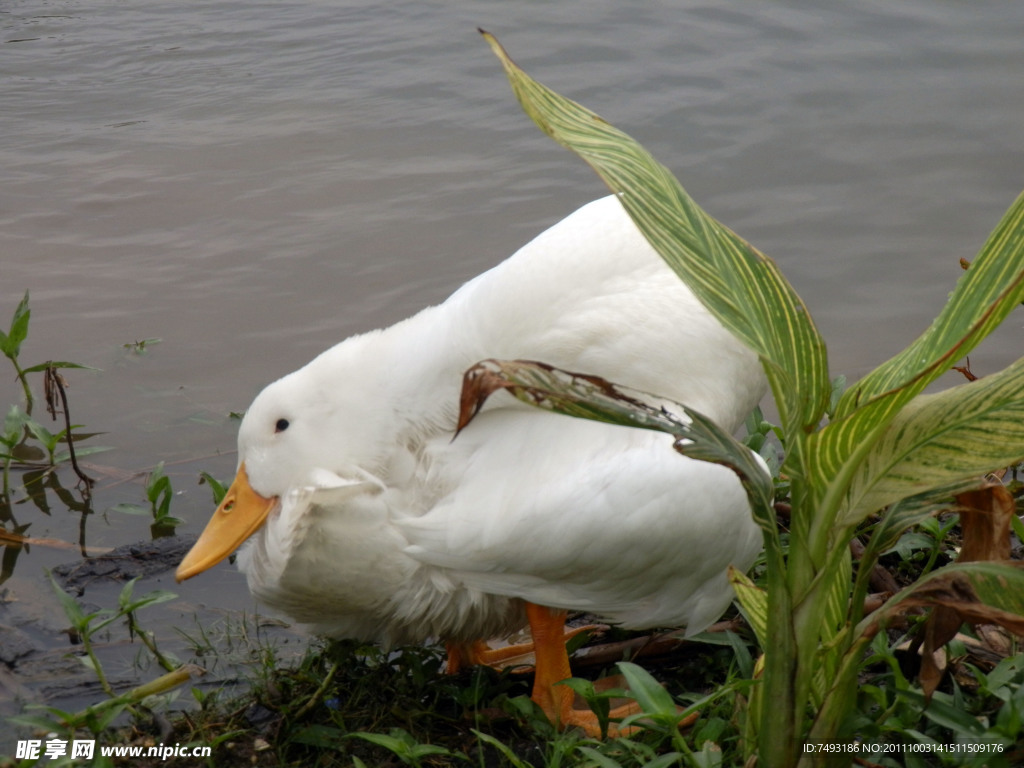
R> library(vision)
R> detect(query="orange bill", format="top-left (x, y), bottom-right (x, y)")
top-left (176, 463), bottom-right (278, 582)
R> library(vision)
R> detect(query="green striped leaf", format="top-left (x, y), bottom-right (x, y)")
top-left (729, 567), bottom-right (768, 650)
top-left (837, 191), bottom-right (1024, 420)
top-left (811, 192), bottom-right (1024, 509)
top-left (842, 355), bottom-right (1024, 525)
top-left (483, 31), bottom-right (829, 439)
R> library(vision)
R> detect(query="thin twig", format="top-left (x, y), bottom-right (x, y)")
top-left (44, 365), bottom-right (94, 495)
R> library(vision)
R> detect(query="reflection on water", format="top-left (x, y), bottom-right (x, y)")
top-left (2, 0), bottom-right (1024, 738)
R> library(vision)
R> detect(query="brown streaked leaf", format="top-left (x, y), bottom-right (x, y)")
top-left (955, 483), bottom-right (1014, 562)
top-left (917, 602), bottom-right (964, 699)
top-left (456, 359), bottom-right (656, 436)
top-left (913, 483), bottom-right (1015, 697)
top-left (456, 358), bottom-right (777, 534)
top-left (977, 624), bottom-right (1016, 656)
top-left (456, 359), bottom-right (518, 434)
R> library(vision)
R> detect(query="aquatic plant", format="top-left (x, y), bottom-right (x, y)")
top-left (9, 575), bottom-right (194, 740)
top-left (0, 291), bottom-right (92, 413)
top-left (0, 292), bottom-right (102, 499)
top-left (110, 462), bottom-right (184, 538)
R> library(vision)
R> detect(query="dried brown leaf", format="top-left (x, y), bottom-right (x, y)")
top-left (955, 483), bottom-right (1013, 562)
top-left (912, 484), bottom-right (1016, 697)
top-left (456, 359), bottom-right (520, 434)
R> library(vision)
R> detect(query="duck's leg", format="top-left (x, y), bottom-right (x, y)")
top-left (524, 603), bottom-right (651, 737)
top-left (527, 603), bottom-right (701, 737)
top-left (524, 603), bottom-right (577, 721)
top-left (445, 619), bottom-right (597, 674)
top-left (446, 604), bottom-right (692, 737)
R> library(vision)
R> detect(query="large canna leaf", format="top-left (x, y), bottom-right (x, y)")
top-left (841, 355), bottom-right (1024, 525)
top-left (837, 191), bottom-right (1024, 421)
top-left (810, 192), bottom-right (1024, 518)
top-left (481, 31), bottom-right (829, 440)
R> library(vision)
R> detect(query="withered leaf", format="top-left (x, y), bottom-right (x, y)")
top-left (915, 484), bottom-right (1015, 697)
top-left (955, 483), bottom-right (1013, 563)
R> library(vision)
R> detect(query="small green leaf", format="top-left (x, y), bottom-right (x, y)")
top-left (573, 747), bottom-right (624, 768)
top-left (52, 445), bottom-right (112, 464)
top-left (471, 731), bottom-right (535, 768)
top-left (616, 661), bottom-right (677, 717)
top-left (23, 417), bottom-right (56, 448)
top-left (110, 502), bottom-right (151, 516)
top-left (291, 724), bottom-right (348, 749)
top-left (77, 653), bottom-right (98, 672)
top-left (861, 492), bottom-right (952, 567)
top-left (729, 568), bottom-right (768, 649)
top-left (6, 711), bottom-right (73, 733)
top-left (2, 404), bottom-right (28, 445)
top-left (47, 570), bottom-right (87, 630)
top-left (0, 291), bottom-right (30, 359)
top-left (199, 471), bottom-right (229, 505)
top-left (117, 577), bottom-right (140, 608)
top-left (21, 361), bottom-right (98, 374)
top-left (92, 699), bottom-right (132, 731)
top-left (899, 690), bottom-right (986, 736)
top-left (123, 589), bottom-right (178, 613)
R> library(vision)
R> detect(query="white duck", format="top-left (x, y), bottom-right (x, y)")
top-left (177, 195), bottom-right (766, 734)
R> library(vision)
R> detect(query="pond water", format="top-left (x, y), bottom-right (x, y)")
top-left (2, 0), bottom-right (1024, 747)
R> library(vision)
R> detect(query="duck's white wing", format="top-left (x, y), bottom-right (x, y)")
top-left (400, 404), bottom-right (762, 634)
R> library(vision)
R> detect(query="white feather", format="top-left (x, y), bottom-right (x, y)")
top-left (232, 196), bottom-right (767, 645)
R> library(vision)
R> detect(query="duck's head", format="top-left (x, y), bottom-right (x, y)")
top-left (174, 372), bottom-right (307, 581)
top-left (175, 349), bottom-right (389, 583)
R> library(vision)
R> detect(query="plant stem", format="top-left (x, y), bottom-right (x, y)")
top-left (12, 358), bottom-right (33, 411)
top-left (45, 365), bottom-right (93, 494)
top-left (131, 618), bottom-right (176, 673)
top-left (294, 660), bottom-right (340, 721)
top-left (82, 630), bottom-right (115, 698)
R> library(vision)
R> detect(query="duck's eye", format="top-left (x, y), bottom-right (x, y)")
top-left (275, 418), bottom-right (290, 433)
